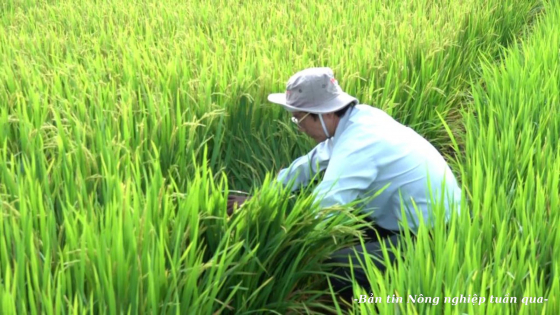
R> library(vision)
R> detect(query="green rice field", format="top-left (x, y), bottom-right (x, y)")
top-left (1, 0), bottom-right (559, 314)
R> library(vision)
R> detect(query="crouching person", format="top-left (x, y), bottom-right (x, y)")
top-left (268, 67), bottom-right (462, 303)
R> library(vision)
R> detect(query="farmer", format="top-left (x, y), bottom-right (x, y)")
top-left (227, 67), bottom-right (462, 302)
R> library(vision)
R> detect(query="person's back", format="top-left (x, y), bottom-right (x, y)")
top-left (327, 104), bottom-right (462, 232)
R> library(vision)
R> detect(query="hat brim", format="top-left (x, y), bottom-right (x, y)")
top-left (267, 93), bottom-right (297, 112)
top-left (267, 92), bottom-right (358, 114)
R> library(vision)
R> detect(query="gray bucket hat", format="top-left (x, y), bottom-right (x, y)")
top-left (268, 67), bottom-right (358, 114)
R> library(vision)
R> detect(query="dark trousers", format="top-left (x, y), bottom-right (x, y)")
top-left (325, 220), bottom-right (414, 302)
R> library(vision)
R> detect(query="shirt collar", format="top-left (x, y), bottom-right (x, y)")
top-left (332, 105), bottom-right (356, 146)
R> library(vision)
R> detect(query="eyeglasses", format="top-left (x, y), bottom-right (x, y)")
top-left (291, 112), bottom-right (311, 126)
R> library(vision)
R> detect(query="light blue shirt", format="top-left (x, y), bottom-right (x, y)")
top-left (276, 105), bottom-right (462, 233)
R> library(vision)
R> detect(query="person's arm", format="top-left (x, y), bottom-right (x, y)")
top-left (276, 139), bottom-right (333, 192)
top-left (311, 132), bottom-right (380, 215)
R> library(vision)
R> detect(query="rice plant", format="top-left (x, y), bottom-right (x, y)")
top-left (0, 0), bottom-right (558, 314)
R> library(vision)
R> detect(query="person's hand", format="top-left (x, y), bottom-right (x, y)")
top-left (227, 194), bottom-right (250, 216)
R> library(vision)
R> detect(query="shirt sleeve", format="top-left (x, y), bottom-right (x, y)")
top-left (275, 139), bottom-right (333, 192)
top-left (311, 131), bottom-right (379, 212)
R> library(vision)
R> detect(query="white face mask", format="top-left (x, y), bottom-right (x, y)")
top-left (318, 114), bottom-right (330, 139)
